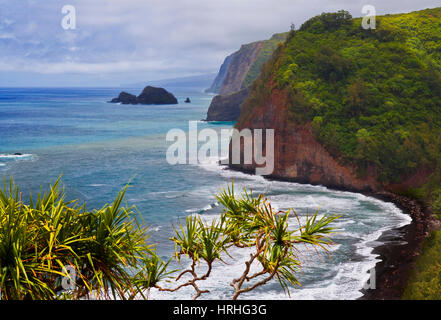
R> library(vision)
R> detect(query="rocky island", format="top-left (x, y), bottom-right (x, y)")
top-left (109, 86), bottom-right (178, 105)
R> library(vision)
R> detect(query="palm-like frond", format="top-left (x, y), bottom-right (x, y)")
top-left (0, 177), bottom-right (155, 300)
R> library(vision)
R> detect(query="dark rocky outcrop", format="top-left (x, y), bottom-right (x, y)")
top-left (136, 86), bottom-right (178, 105)
top-left (110, 92), bottom-right (137, 104)
top-left (206, 88), bottom-right (249, 121)
top-left (185, 97), bottom-right (191, 103)
top-left (109, 86), bottom-right (178, 105)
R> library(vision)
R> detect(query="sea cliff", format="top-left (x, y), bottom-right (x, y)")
top-left (228, 8), bottom-right (441, 299)
top-left (229, 88), bottom-right (438, 298)
top-left (205, 33), bottom-right (287, 121)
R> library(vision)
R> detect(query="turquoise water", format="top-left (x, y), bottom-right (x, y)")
top-left (0, 87), bottom-right (411, 299)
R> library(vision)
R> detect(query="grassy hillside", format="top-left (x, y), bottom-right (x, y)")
top-left (243, 8), bottom-right (441, 200)
top-left (238, 8), bottom-right (441, 298)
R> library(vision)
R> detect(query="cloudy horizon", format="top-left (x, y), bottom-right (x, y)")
top-left (1, 0), bottom-right (440, 87)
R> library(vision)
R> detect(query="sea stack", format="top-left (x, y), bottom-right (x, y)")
top-left (110, 92), bottom-right (137, 104)
top-left (136, 86), bottom-right (178, 105)
top-left (109, 86), bottom-right (178, 105)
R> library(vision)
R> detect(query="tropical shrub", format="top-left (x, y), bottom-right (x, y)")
top-left (241, 7), bottom-right (441, 191)
top-left (0, 178), bottom-right (339, 300)
top-left (0, 177), bottom-right (160, 300)
top-left (237, 8), bottom-right (441, 298)
top-left (403, 231), bottom-right (441, 300)
top-left (155, 183), bottom-right (339, 300)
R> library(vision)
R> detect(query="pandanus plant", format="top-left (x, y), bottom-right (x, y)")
top-left (0, 178), bottom-right (339, 300)
top-left (155, 182), bottom-right (340, 300)
top-left (0, 177), bottom-right (161, 300)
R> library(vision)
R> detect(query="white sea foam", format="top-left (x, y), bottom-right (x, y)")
top-left (149, 190), bottom-right (187, 200)
top-left (148, 231), bottom-right (369, 300)
top-left (164, 155), bottom-right (412, 300)
top-left (0, 154), bottom-right (35, 168)
top-left (0, 153), bottom-right (33, 159)
top-left (185, 202), bottom-right (219, 214)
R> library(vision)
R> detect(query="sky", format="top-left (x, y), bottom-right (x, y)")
top-left (0, 0), bottom-right (440, 87)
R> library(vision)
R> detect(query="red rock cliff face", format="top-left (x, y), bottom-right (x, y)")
top-left (220, 42), bottom-right (263, 96)
top-left (230, 86), bottom-right (429, 193)
top-left (228, 78), bottom-right (437, 301)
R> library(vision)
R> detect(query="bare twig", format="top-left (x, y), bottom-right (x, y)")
top-left (156, 260), bottom-right (212, 300)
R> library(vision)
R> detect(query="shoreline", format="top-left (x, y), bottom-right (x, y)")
top-left (359, 191), bottom-right (437, 299)
top-left (224, 165), bottom-right (438, 300)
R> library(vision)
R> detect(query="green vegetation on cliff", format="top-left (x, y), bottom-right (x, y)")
top-left (242, 8), bottom-right (441, 202)
top-left (403, 230), bottom-right (441, 299)
top-left (239, 8), bottom-right (441, 299)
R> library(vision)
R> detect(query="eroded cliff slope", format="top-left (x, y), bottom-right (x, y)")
top-left (232, 8), bottom-right (441, 200)
top-left (206, 33), bottom-right (287, 121)
top-left (229, 9), bottom-right (441, 298)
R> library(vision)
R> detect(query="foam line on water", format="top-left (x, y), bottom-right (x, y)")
top-left (0, 153), bottom-right (34, 159)
top-left (172, 156), bottom-right (413, 299)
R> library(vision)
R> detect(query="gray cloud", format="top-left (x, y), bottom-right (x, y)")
top-left (0, 0), bottom-right (440, 86)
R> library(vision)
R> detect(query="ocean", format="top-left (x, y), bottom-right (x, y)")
top-left (0, 87), bottom-right (411, 300)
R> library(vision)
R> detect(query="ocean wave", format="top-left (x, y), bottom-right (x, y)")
top-left (0, 153), bottom-right (32, 158)
top-left (184, 202), bottom-right (219, 214)
top-left (0, 154), bottom-right (36, 169)
top-left (0, 153), bottom-right (34, 161)
top-left (181, 155), bottom-right (412, 299)
top-left (149, 190), bottom-right (188, 200)
top-left (148, 234), bottom-right (369, 300)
